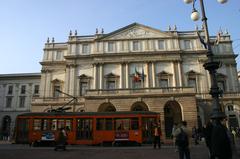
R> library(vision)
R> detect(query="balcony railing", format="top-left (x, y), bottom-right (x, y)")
top-left (85, 87), bottom-right (195, 96)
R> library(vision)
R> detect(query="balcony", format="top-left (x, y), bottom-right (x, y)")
top-left (85, 87), bottom-right (195, 97)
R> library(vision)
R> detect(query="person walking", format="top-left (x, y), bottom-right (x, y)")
top-left (203, 120), bottom-right (214, 159)
top-left (153, 122), bottom-right (162, 149)
top-left (211, 118), bottom-right (232, 159)
top-left (54, 127), bottom-right (67, 151)
top-left (172, 123), bottom-right (178, 152)
top-left (173, 121), bottom-right (191, 159)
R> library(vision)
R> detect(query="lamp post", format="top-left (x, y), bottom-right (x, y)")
top-left (184, 0), bottom-right (227, 119)
top-left (184, 0), bottom-right (230, 158)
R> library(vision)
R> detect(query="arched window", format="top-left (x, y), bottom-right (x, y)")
top-left (131, 102), bottom-right (149, 111)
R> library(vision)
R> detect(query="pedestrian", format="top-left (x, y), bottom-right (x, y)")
top-left (54, 127), bottom-right (67, 151)
top-left (172, 123), bottom-right (178, 152)
top-left (203, 120), bottom-right (214, 159)
top-left (211, 118), bottom-right (232, 159)
top-left (173, 121), bottom-right (191, 159)
top-left (153, 121), bottom-right (161, 149)
top-left (192, 126), bottom-right (199, 145)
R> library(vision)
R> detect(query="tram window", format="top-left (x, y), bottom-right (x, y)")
top-left (115, 118), bottom-right (130, 130)
top-left (105, 118), bottom-right (113, 130)
top-left (131, 118), bottom-right (139, 130)
top-left (51, 119), bottom-right (57, 130)
top-left (65, 119), bottom-right (72, 131)
top-left (96, 118), bottom-right (105, 130)
top-left (33, 119), bottom-right (41, 130)
top-left (58, 119), bottom-right (65, 129)
top-left (42, 119), bottom-right (49, 130)
top-left (76, 119), bottom-right (93, 139)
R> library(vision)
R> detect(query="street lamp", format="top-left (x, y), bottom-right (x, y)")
top-left (184, 0), bottom-right (227, 119)
top-left (184, 0), bottom-right (230, 158)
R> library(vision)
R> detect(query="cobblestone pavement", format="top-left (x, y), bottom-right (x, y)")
top-left (0, 141), bottom-right (239, 159)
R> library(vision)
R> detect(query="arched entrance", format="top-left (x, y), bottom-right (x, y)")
top-left (131, 101), bottom-right (149, 111)
top-left (1, 115), bottom-right (11, 140)
top-left (164, 101), bottom-right (182, 138)
top-left (98, 102), bottom-right (116, 112)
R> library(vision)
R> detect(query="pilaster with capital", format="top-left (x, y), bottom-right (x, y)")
top-left (120, 63), bottom-right (123, 88)
top-left (125, 63), bottom-right (129, 88)
top-left (99, 64), bottom-right (103, 89)
top-left (151, 62), bottom-right (156, 87)
top-left (69, 64), bottom-right (78, 96)
top-left (93, 63), bottom-right (98, 89)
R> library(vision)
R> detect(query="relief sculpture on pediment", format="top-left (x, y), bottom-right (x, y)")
top-left (112, 28), bottom-right (158, 39)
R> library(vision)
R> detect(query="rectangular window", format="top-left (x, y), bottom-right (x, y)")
top-left (133, 81), bottom-right (141, 89)
top-left (58, 119), bottom-right (65, 129)
top-left (160, 79), bottom-right (168, 88)
top-left (6, 97), bottom-right (12, 108)
top-left (188, 78), bottom-right (196, 88)
top-left (76, 118), bottom-right (93, 139)
top-left (80, 82), bottom-right (88, 96)
top-left (65, 119), bottom-right (72, 131)
top-left (133, 41), bottom-right (139, 51)
top-left (218, 81), bottom-right (225, 92)
top-left (131, 118), bottom-right (139, 130)
top-left (34, 85), bottom-right (39, 94)
top-left (21, 85), bottom-right (26, 94)
top-left (33, 119), bottom-right (41, 130)
top-left (105, 118), bottom-right (113, 130)
top-left (108, 42), bottom-right (114, 52)
top-left (19, 96), bottom-right (25, 108)
top-left (158, 40), bottom-right (165, 50)
top-left (96, 118), bottom-right (105, 130)
top-left (42, 119), bottom-right (49, 131)
top-left (107, 81), bottom-right (115, 90)
top-left (56, 51), bottom-right (62, 60)
top-left (184, 40), bottom-right (191, 50)
top-left (115, 118), bottom-right (130, 130)
top-left (51, 119), bottom-right (57, 130)
top-left (8, 85), bottom-right (13, 94)
top-left (82, 44), bottom-right (89, 54)
top-left (53, 85), bottom-right (61, 97)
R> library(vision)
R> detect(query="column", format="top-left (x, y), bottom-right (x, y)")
top-left (93, 64), bottom-right (97, 89)
top-left (45, 70), bottom-right (52, 97)
top-left (69, 64), bottom-right (77, 96)
top-left (152, 62), bottom-right (156, 87)
top-left (65, 65), bottom-right (70, 94)
top-left (146, 62), bottom-right (150, 88)
top-left (172, 62), bottom-right (176, 87)
top-left (177, 62), bottom-right (183, 87)
top-left (99, 64), bottom-right (103, 89)
top-left (126, 63), bottom-right (129, 88)
top-left (40, 70), bottom-right (47, 97)
top-left (120, 63), bottom-right (123, 88)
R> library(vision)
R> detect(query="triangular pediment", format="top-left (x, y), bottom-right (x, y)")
top-left (100, 23), bottom-right (173, 40)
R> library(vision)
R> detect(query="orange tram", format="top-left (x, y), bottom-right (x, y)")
top-left (15, 111), bottom-right (160, 146)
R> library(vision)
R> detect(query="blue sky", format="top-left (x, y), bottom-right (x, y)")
top-left (0, 0), bottom-right (239, 74)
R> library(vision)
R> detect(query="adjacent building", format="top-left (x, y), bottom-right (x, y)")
top-left (0, 73), bottom-right (40, 139)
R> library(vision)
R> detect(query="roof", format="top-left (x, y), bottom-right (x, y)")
top-left (17, 111), bottom-right (159, 117)
top-left (0, 73), bottom-right (41, 78)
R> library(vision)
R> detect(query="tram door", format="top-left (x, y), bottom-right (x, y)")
top-left (142, 117), bottom-right (155, 144)
top-left (76, 119), bottom-right (93, 140)
top-left (16, 118), bottom-right (29, 143)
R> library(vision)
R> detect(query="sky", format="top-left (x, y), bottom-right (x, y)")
top-left (0, 0), bottom-right (239, 74)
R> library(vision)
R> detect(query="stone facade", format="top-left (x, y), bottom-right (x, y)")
top-left (0, 73), bottom-right (41, 140)
top-left (2, 23), bottom-right (239, 141)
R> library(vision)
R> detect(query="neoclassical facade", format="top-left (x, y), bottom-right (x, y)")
top-left (0, 73), bottom-right (41, 139)
top-left (31, 23), bottom-right (240, 140)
